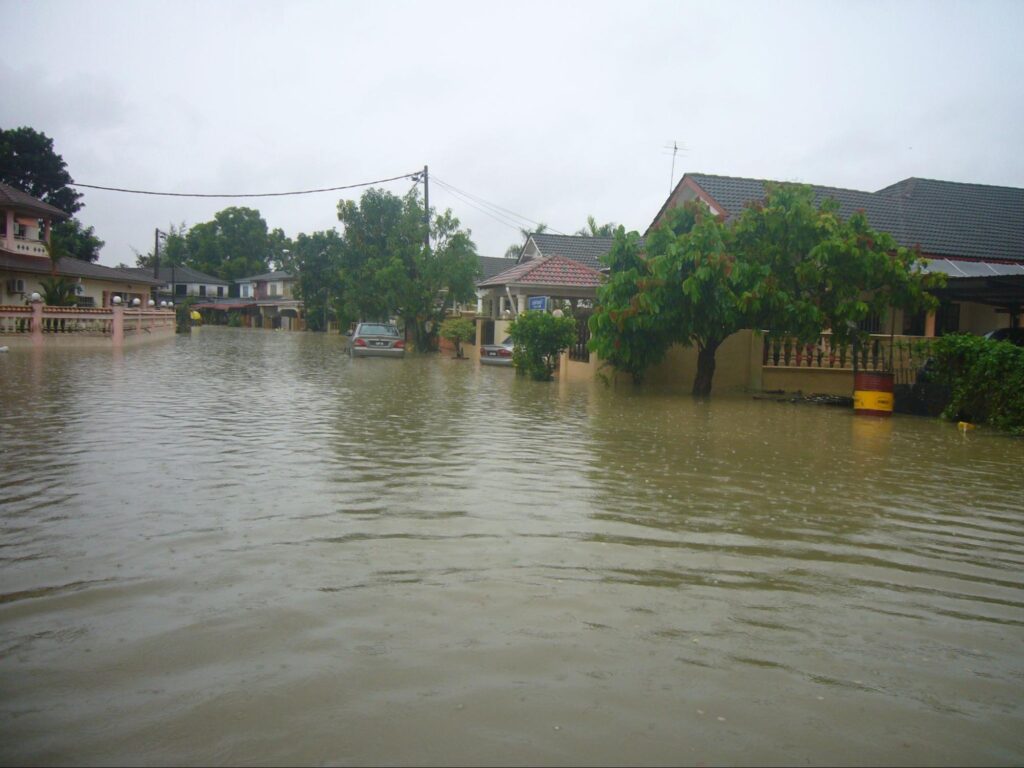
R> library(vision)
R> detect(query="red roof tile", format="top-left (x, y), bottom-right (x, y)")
top-left (477, 254), bottom-right (603, 288)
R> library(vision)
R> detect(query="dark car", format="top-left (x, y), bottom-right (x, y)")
top-left (350, 323), bottom-right (405, 357)
top-left (480, 336), bottom-right (514, 366)
top-left (983, 327), bottom-right (1024, 346)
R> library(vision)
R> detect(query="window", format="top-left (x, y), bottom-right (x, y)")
top-left (858, 311), bottom-right (882, 334)
top-left (217, 286), bottom-right (224, 297)
top-left (199, 285), bottom-right (207, 297)
top-left (936, 302), bottom-right (960, 336)
top-left (903, 309), bottom-right (926, 336)
top-left (175, 284), bottom-right (187, 297)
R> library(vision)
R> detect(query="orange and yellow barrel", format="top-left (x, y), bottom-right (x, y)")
top-left (853, 371), bottom-right (894, 417)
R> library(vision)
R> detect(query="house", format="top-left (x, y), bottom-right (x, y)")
top-left (650, 173), bottom-right (1024, 336)
top-left (234, 271), bottom-right (303, 330)
top-left (1, 182), bottom-right (161, 308)
top-left (123, 265), bottom-right (231, 303)
top-left (562, 172), bottom-right (1024, 394)
top-left (475, 254), bottom-right (603, 348)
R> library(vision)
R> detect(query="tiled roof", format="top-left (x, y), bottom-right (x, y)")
top-left (123, 265), bottom-right (230, 285)
top-left (0, 251), bottom-right (161, 284)
top-left (528, 233), bottom-right (615, 270)
top-left (0, 182), bottom-right (68, 219)
top-left (478, 255), bottom-right (515, 282)
top-left (661, 173), bottom-right (1024, 263)
top-left (873, 177), bottom-right (1024, 262)
top-left (478, 254), bottom-right (603, 288)
top-left (238, 270), bottom-right (293, 282)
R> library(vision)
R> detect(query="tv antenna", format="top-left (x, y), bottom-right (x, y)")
top-left (663, 140), bottom-right (688, 193)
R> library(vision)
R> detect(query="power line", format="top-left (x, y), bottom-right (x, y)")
top-left (431, 179), bottom-right (528, 232)
top-left (70, 171), bottom-right (421, 198)
top-left (431, 175), bottom-right (566, 235)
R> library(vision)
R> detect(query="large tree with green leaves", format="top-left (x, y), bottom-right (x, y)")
top-left (335, 187), bottom-right (479, 350)
top-left (1, 126), bottom-right (105, 262)
top-left (180, 207), bottom-right (275, 282)
top-left (291, 229), bottom-right (344, 332)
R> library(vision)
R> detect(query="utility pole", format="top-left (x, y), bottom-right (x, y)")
top-left (422, 164), bottom-right (430, 253)
top-left (153, 228), bottom-right (161, 279)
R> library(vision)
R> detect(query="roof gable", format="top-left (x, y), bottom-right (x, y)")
top-left (525, 233), bottom-right (615, 270)
top-left (478, 254), bottom-right (603, 288)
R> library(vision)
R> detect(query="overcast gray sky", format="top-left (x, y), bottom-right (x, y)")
top-left (3, 0), bottom-right (1022, 268)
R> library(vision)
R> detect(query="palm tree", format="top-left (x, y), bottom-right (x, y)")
top-left (504, 223), bottom-right (548, 259)
top-left (575, 215), bottom-right (618, 237)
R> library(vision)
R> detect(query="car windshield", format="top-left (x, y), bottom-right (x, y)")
top-left (501, 337), bottom-right (513, 346)
top-left (358, 324), bottom-right (399, 337)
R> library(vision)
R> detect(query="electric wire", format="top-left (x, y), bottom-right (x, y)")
top-left (431, 180), bottom-right (528, 232)
top-left (69, 171), bottom-right (421, 198)
top-left (431, 175), bottom-right (566, 235)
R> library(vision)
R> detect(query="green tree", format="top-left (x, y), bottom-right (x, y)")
top-left (292, 229), bottom-right (344, 332)
top-left (0, 126), bottom-right (82, 214)
top-left (1, 126), bottom-right (106, 262)
top-left (182, 207), bottom-right (272, 281)
top-left (50, 218), bottom-right (104, 263)
top-left (439, 316), bottom-right (475, 358)
top-left (587, 226), bottom-right (677, 384)
top-left (575, 215), bottom-right (618, 237)
top-left (508, 310), bottom-right (576, 381)
top-left (335, 188), bottom-right (479, 351)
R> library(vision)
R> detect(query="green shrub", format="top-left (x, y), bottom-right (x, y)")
top-left (439, 316), bottom-right (475, 358)
top-left (227, 312), bottom-right (243, 327)
top-left (931, 333), bottom-right (1024, 433)
top-left (508, 310), bottom-right (576, 381)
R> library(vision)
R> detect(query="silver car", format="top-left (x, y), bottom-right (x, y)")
top-left (350, 323), bottom-right (406, 357)
top-left (480, 336), bottom-right (514, 366)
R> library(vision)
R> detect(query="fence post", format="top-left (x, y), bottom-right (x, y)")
top-left (112, 305), bottom-right (124, 347)
top-left (30, 298), bottom-right (44, 345)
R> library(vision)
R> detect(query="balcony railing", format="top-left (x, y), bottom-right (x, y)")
top-left (763, 332), bottom-right (935, 385)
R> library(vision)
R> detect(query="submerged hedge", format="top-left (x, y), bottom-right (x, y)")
top-left (930, 333), bottom-right (1024, 433)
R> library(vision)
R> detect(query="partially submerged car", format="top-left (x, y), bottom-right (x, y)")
top-left (480, 336), bottom-right (514, 366)
top-left (350, 323), bottom-right (405, 357)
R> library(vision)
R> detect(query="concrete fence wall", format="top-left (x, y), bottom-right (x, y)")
top-left (0, 302), bottom-right (175, 348)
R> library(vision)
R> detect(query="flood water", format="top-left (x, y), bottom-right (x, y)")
top-left (1, 327), bottom-right (1023, 766)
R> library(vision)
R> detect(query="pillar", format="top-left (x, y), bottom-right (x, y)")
top-left (924, 311), bottom-right (936, 338)
top-left (30, 299), bottom-right (43, 345)
top-left (111, 305), bottom-right (124, 346)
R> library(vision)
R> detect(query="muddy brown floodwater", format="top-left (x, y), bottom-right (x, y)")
top-left (1, 327), bottom-right (1023, 766)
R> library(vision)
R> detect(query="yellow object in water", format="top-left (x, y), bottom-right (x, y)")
top-left (189, 310), bottom-right (202, 322)
top-left (958, 421), bottom-right (975, 432)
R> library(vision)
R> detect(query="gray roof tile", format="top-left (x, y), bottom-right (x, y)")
top-left (665, 173), bottom-right (1023, 263)
top-left (527, 233), bottom-right (615, 270)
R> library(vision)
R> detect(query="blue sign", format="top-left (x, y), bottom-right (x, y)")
top-left (527, 296), bottom-right (548, 311)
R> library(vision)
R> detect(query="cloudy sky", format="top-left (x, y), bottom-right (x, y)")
top-left (3, 0), bottom-right (1022, 267)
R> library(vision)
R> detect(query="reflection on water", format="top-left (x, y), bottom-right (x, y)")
top-left (1, 328), bottom-right (1023, 766)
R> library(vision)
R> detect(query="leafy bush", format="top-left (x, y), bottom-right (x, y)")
top-left (508, 310), bottom-right (576, 381)
top-left (439, 316), bottom-right (475, 358)
top-left (930, 333), bottom-right (1024, 433)
top-left (227, 312), bottom-right (243, 327)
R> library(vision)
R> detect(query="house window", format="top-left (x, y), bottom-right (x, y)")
top-left (217, 286), bottom-right (224, 298)
top-left (199, 285), bottom-right (207, 297)
top-left (903, 309), bottom-right (926, 336)
top-left (935, 301), bottom-right (960, 336)
top-left (175, 284), bottom-right (187, 297)
top-left (858, 311), bottom-right (882, 334)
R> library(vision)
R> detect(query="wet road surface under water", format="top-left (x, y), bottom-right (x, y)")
top-left (1, 328), bottom-right (1023, 765)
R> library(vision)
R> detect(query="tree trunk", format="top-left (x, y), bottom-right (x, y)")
top-left (692, 339), bottom-right (720, 397)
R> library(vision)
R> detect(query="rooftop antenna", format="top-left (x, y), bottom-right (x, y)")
top-left (663, 140), bottom-right (688, 194)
